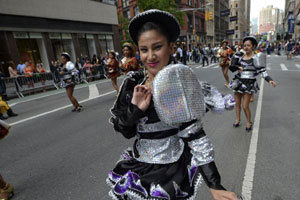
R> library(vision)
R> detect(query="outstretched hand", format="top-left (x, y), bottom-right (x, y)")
top-left (269, 80), bottom-right (277, 87)
top-left (210, 189), bottom-right (239, 200)
top-left (131, 85), bottom-right (152, 112)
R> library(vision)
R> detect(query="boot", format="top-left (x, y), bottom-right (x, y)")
top-left (7, 108), bottom-right (18, 117)
top-left (0, 114), bottom-right (7, 120)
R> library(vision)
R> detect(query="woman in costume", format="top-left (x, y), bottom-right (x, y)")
top-left (218, 40), bottom-right (231, 87)
top-left (107, 9), bottom-right (238, 200)
top-left (60, 52), bottom-right (82, 112)
top-left (119, 42), bottom-right (140, 75)
top-left (229, 36), bottom-right (277, 131)
top-left (106, 51), bottom-right (120, 95)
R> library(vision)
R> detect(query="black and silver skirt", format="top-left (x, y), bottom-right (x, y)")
top-left (106, 145), bottom-right (204, 200)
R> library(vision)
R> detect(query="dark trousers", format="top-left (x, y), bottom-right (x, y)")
top-left (211, 55), bottom-right (217, 63)
top-left (202, 56), bottom-right (209, 66)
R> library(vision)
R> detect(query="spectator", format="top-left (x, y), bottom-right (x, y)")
top-left (8, 61), bottom-right (20, 93)
top-left (23, 61), bottom-right (34, 95)
top-left (0, 95), bottom-right (18, 120)
top-left (83, 59), bottom-right (93, 82)
top-left (200, 44), bottom-right (209, 66)
top-left (0, 70), bottom-right (7, 101)
top-left (36, 63), bottom-right (46, 92)
top-left (16, 61), bottom-right (26, 74)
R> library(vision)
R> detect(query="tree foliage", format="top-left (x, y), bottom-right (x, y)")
top-left (118, 15), bottom-right (132, 43)
top-left (137, 0), bottom-right (184, 25)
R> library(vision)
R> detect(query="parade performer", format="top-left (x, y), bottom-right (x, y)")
top-left (106, 51), bottom-right (120, 95)
top-left (106, 9), bottom-right (239, 200)
top-left (0, 96), bottom-right (18, 120)
top-left (60, 52), bottom-right (82, 112)
top-left (218, 40), bottom-right (231, 87)
top-left (119, 42), bottom-right (140, 75)
top-left (0, 119), bottom-right (14, 200)
top-left (230, 36), bottom-right (277, 131)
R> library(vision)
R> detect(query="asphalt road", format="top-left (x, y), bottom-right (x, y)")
top-left (1, 54), bottom-right (299, 200)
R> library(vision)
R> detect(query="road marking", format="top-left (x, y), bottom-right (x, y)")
top-left (9, 79), bottom-right (112, 107)
top-left (89, 84), bottom-right (100, 99)
top-left (295, 64), bottom-right (300, 69)
top-left (266, 63), bottom-right (271, 70)
top-left (280, 63), bottom-right (288, 71)
top-left (242, 79), bottom-right (264, 200)
top-left (9, 90), bottom-right (115, 126)
top-left (214, 65), bottom-right (219, 68)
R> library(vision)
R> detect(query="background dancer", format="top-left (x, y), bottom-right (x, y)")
top-left (60, 52), bottom-right (82, 112)
top-left (230, 36), bottom-right (277, 131)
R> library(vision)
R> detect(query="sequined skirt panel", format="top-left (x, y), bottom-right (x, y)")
top-left (232, 77), bottom-right (259, 94)
top-left (107, 145), bottom-right (203, 200)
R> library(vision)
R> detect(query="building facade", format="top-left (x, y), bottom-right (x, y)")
top-left (214, 0), bottom-right (230, 44)
top-left (293, 0), bottom-right (300, 39)
top-left (0, 0), bottom-right (120, 75)
top-left (116, 0), bottom-right (208, 50)
top-left (228, 0), bottom-right (250, 44)
top-left (283, 0), bottom-right (295, 40)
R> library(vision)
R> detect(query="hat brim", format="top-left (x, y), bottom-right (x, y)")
top-left (243, 37), bottom-right (258, 47)
top-left (129, 9), bottom-right (180, 45)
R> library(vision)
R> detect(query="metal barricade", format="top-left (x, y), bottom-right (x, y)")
top-left (1, 72), bottom-right (59, 99)
top-left (82, 64), bottom-right (108, 82)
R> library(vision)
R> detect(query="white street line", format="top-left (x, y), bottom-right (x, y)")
top-left (9, 90), bottom-right (115, 126)
top-left (89, 84), bottom-right (100, 99)
top-left (295, 64), bottom-right (300, 69)
top-left (280, 63), bottom-right (288, 71)
top-left (242, 79), bottom-right (264, 200)
top-left (214, 65), bottom-right (219, 68)
top-left (267, 67), bottom-right (271, 70)
top-left (9, 80), bottom-right (111, 107)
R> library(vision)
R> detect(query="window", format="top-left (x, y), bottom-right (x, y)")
top-left (187, 0), bottom-right (192, 6)
top-left (236, 3), bottom-right (238, 8)
top-left (195, 0), bottom-right (198, 8)
top-left (235, 26), bottom-right (238, 30)
top-left (122, 0), bottom-right (129, 8)
top-left (236, 34), bottom-right (238, 39)
top-left (236, 11), bottom-right (238, 16)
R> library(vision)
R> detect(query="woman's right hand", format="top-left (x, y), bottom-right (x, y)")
top-left (131, 85), bottom-right (152, 112)
top-left (238, 67), bottom-right (243, 72)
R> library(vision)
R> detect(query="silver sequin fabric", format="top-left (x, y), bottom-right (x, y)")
top-left (188, 136), bottom-right (215, 166)
top-left (137, 117), bottom-right (178, 133)
top-left (134, 135), bottom-right (184, 164)
top-left (153, 64), bottom-right (205, 126)
top-left (178, 121), bottom-right (203, 138)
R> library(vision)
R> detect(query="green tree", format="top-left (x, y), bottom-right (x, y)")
top-left (118, 15), bottom-right (132, 43)
top-left (137, 0), bottom-right (184, 25)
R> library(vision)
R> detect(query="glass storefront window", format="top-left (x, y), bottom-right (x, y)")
top-left (106, 35), bottom-right (114, 52)
top-left (50, 33), bottom-right (75, 62)
top-left (86, 34), bottom-right (97, 58)
top-left (78, 33), bottom-right (89, 59)
top-left (98, 34), bottom-right (107, 55)
top-left (14, 32), bottom-right (49, 70)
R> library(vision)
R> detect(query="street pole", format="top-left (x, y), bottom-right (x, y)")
top-left (193, 10), bottom-right (196, 47)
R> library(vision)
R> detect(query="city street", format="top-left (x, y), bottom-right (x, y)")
top-left (1, 54), bottom-right (300, 200)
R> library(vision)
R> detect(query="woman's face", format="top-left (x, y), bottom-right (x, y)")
top-left (243, 40), bottom-right (254, 54)
top-left (222, 42), bottom-right (227, 48)
top-left (109, 53), bottom-right (115, 59)
top-left (123, 46), bottom-right (131, 57)
top-left (61, 56), bottom-right (67, 64)
top-left (138, 30), bottom-right (173, 78)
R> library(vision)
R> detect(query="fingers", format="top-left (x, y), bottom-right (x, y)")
top-left (134, 85), bottom-right (151, 94)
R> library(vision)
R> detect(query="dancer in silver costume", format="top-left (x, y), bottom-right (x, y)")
top-left (230, 36), bottom-right (277, 131)
top-left (60, 52), bottom-right (82, 112)
top-left (107, 9), bottom-right (239, 200)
